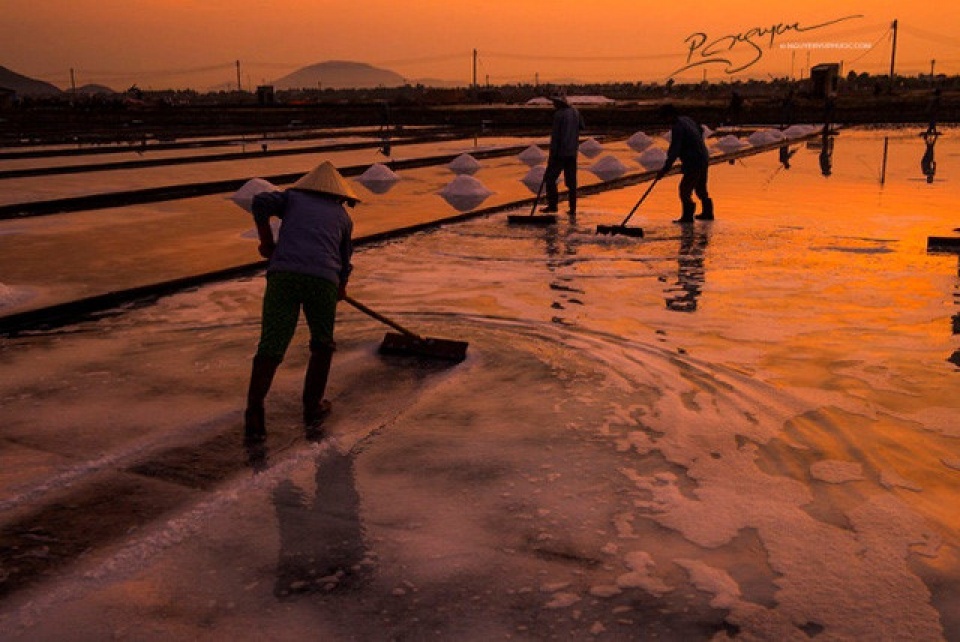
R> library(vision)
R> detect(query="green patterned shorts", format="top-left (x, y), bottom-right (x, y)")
top-left (257, 271), bottom-right (339, 359)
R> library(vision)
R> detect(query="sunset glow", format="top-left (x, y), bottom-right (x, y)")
top-left (2, 0), bottom-right (959, 90)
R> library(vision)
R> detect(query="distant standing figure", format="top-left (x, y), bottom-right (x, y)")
top-left (541, 94), bottom-right (585, 215)
top-left (727, 90), bottom-right (743, 127)
top-left (244, 161), bottom-right (359, 444)
top-left (656, 104), bottom-right (713, 224)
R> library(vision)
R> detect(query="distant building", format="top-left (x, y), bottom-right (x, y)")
top-left (810, 64), bottom-right (840, 99)
top-left (0, 87), bottom-right (16, 108)
top-left (256, 85), bottom-right (275, 105)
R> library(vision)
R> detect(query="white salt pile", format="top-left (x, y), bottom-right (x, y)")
top-left (714, 135), bottom-right (749, 153)
top-left (438, 174), bottom-right (494, 211)
top-left (783, 124), bottom-right (819, 138)
top-left (637, 147), bottom-right (667, 170)
top-left (518, 144), bottom-right (547, 166)
top-left (626, 131), bottom-right (654, 152)
top-left (702, 124), bottom-right (715, 138)
top-left (228, 178), bottom-right (278, 213)
top-left (588, 155), bottom-right (629, 181)
top-left (356, 163), bottom-right (401, 195)
top-left (579, 137), bottom-right (604, 158)
top-left (747, 129), bottom-right (786, 146)
top-left (521, 165), bottom-right (547, 193)
top-left (447, 153), bottom-right (482, 175)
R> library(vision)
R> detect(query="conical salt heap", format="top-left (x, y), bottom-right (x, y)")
top-left (439, 174), bottom-right (494, 211)
top-left (589, 155), bottom-right (629, 181)
top-left (448, 153), bottom-right (482, 175)
top-left (518, 144), bottom-right (547, 166)
top-left (356, 163), bottom-right (401, 195)
top-left (521, 165), bottom-right (547, 193)
top-left (627, 131), bottom-right (654, 152)
top-left (579, 137), bottom-right (604, 158)
top-left (637, 147), bottom-right (667, 170)
top-left (228, 178), bottom-right (278, 213)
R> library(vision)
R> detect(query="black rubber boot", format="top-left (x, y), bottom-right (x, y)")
top-left (303, 346), bottom-right (334, 439)
top-left (673, 201), bottom-right (696, 224)
top-left (244, 355), bottom-right (281, 444)
top-left (695, 198), bottom-right (714, 221)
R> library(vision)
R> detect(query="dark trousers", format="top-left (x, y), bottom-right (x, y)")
top-left (544, 155), bottom-right (578, 211)
top-left (679, 165), bottom-right (709, 206)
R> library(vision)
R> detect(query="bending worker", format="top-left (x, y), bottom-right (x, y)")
top-left (656, 103), bottom-right (713, 224)
top-left (541, 93), bottom-right (585, 215)
top-left (244, 161), bottom-right (358, 444)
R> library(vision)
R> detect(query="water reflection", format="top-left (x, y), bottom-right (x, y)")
top-left (664, 224), bottom-right (711, 312)
top-left (818, 128), bottom-right (835, 177)
top-left (921, 130), bottom-right (939, 184)
top-left (273, 447), bottom-right (370, 598)
top-left (544, 223), bottom-right (584, 324)
top-left (779, 144), bottom-right (797, 169)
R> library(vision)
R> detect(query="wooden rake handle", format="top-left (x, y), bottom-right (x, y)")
top-left (343, 295), bottom-right (421, 339)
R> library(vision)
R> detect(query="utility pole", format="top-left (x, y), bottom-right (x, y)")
top-left (888, 19), bottom-right (898, 94)
top-left (236, 60), bottom-right (242, 92)
top-left (472, 49), bottom-right (477, 90)
top-left (931, 59), bottom-right (936, 83)
top-left (535, 72), bottom-right (539, 88)
top-left (69, 68), bottom-right (77, 94)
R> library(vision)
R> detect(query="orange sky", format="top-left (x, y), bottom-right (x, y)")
top-left (2, 0), bottom-right (958, 90)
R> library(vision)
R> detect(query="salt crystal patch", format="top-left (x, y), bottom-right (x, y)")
top-left (0, 282), bottom-right (33, 310)
top-left (588, 585), bottom-right (622, 598)
top-left (810, 460), bottom-right (864, 483)
top-left (448, 153), bottom-right (482, 174)
top-left (588, 155), bottom-right (628, 181)
top-left (579, 137), bottom-right (604, 158)
top-left (637, 147), bottom-right (667, 170)
top-left (518, 144), bottom-right (547, 165)
top-left (941, 458), bottom-right (960, 471)
top-left (675, 559), bottom-right (741, 609)
top-left (626, 131), bottom-right (654, 152)
top-left (544, 592), bottom-right (581, 609)
top-left (879, 469), bottom-right (922, 491)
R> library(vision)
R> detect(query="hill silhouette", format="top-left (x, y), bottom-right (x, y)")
top-left (0, 65), bottom-right (62, 96)
top-left (273, 60), bottom-right (406, 90)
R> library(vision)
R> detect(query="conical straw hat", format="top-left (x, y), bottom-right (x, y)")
top-left (292, 161), bottom-right (361, 202)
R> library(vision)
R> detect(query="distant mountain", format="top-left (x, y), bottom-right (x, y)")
top-left (273, 60), bottom-right (406, 90)
top-left (0, 65), bottom-right (61, 96)
top-left (77, 83), bottom-right (116, 95)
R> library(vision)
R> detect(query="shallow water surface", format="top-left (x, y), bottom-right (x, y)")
top-left (0, 126), bottom-right (958, 640)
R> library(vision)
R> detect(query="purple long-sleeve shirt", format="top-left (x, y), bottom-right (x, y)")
top-left (252, 189), bottom-right (353, 287)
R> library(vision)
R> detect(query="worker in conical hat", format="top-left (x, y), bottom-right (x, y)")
top-left (243, 160), bottom-right (358, 445)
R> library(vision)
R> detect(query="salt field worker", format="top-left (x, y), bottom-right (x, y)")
top-left (541, 92), bottom-right (585, 215)
top-left (656, 103), bottom-right (713, 224)
top-left (243, 161), bottom-right (358, 444)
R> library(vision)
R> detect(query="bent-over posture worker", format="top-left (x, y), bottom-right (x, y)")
top-left (244, 161), bottom-right (358, 444)
top-left (542, 94), bottom-right (585, 215)
top-left (656, 104), bottom-right (713, 224)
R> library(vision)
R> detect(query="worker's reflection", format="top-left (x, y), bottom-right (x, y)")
top-left (544, 224), bottom-right (584, 324)
top-left (921, 130), bottom-right (939, 184)
top-left (665, 223), bottom-right (711, 312)
top-left (819, 128), bottom-right (835, 177)
top-left (273, 446), bottom-right (370, 599)
top-left (779, 144), bottom-right (797, 169)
